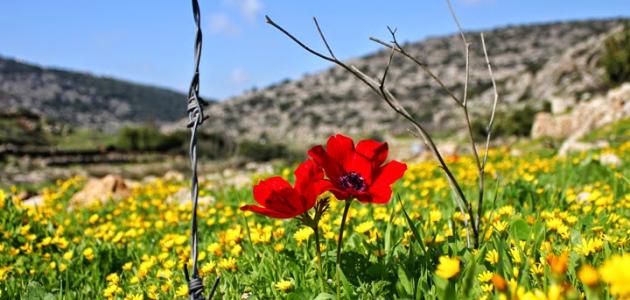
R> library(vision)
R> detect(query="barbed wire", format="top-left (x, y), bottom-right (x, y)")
top-left (184, 0), bottom-right (219, 299)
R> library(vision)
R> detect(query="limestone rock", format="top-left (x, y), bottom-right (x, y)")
top-left (70, 175), bottom-right (131, 207)
top-left (533, 83), bottom-right (630, 144)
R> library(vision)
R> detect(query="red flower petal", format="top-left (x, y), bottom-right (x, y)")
top-left (366, 185), bottom-right (393, 204)
top-left (345, 152), bottom-right (374, 185)
top-left (326, 134), bottom-right (354, 167)
top-left (308, 145), bottom-right (344, 180)
top-left (356, 139), bottom-right (388, 167)
top-left (329, 187), bottom-right (351, 201)
top-left (269, 189), bottom-right (303, 212)
top-left (294, 159), bottom-right (324, 194)
top-left (240, 204), bottom-right (294, 219)
top-left (372, 160), bottom-right (407, 187)
top-left (253, 177), bottom-right (292, 206)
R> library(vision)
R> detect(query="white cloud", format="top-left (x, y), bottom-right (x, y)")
top-left (208, 13), bottom-right (240, 36)
top-left (226, 0), bottom-right (263, 23)
top-left (230, 68), bottom-right (249, 84)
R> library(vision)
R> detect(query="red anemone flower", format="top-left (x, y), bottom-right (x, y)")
top-left (308, 134), bottom-right (407, 204)
top-left (240, 159), bottom-right (331, 219)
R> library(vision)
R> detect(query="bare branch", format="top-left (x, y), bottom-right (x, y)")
top-left (481, 32), bottom-right (499, 169)
top-left (369, 36), bottom-right (463, 106)
top-left (380, 47), bottom-right (396, 87)
top-left (462, 43), bottom-right (471, 107)
top-left (265, 16), bottom-right (336, 64)
top-left (445, 0), bottom-right (468, 46)
top-left (313, 17), bottom-right (337, 60)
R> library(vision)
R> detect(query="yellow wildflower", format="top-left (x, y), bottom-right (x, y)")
top-left (83, 248), bottom-right (95, 261)
top-left (599, 253), bottom-right (630, 298)
top-left (122, 262), bottom-right (133, 271)
top-left (478, 270), bottom-right (493, 282)
top-left (578, 264), bottom-right (599, 288)
top-left (63, 251), bottom-right (73, 261)
top-left (485, 249), bottom-right (499, 265)
top-left (274, 243), bottom-right (285, 252)
top-left (275, 279), bottom-right (293, 292)
top-left (293, 227), bottom-right (314, 245)
top-left (176, 285), bottom-right (188, 297)
top-left (575, 237), bottom-right (603, 257)
top-left (435, 256), bottom-right (460, 279)
top-left (219, 257), bottom-right (237, 272)
top-left (355, 221), bottom-right (374, 234)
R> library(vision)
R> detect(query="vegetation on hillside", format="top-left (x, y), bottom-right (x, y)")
top-left (599, 29), bottom-right (630, 88)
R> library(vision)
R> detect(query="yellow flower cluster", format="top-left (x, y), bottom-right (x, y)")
top-left (0, 140), bottom-right (627, 298)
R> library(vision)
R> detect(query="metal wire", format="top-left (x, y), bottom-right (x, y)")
top-left (184, 0), bottom-right (219, 299)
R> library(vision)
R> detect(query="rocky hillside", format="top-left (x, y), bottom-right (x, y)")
top-left (199, 18), bottom-right (628, 142)
top-left (0, 57), bottom-right (192, 131)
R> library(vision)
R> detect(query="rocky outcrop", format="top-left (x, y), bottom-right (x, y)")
top-left (533, 83), bottom-right (630, 140)
top-left (69, 175), bottom-right (131, 207)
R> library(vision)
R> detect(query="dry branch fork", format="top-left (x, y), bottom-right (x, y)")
top-left (265, 0), bottom-right (499, 248)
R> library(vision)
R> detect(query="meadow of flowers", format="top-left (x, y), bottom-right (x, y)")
top-left (1, 137), bottom-right (629, 299)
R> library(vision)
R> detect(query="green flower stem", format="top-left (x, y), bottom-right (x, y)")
top-left (336, 199), bottom-right (353, 298)
top-left (312, 223), bottom-right (325, 292)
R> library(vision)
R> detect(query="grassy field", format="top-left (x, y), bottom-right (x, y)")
top-left (0, 139), bottom-right (629, 299)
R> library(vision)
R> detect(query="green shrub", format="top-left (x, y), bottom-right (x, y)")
top-left (238, 140), bottom-right (294, 162)
top-left (116, 126), bottom-right (187, 152)
top-left (472, 105), bottom-right (538, 139)
top-left (599, 29), bottom-right (630, 88)
top-left (196, 131), bottom-right (237, 159)
top-left (115, 126), bottom-right (236, 158)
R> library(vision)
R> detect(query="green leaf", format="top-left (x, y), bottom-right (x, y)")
top-left (313, 292), bottom-right (336, 300)
top-left (337, 265), bottom-right (353, 299)
top-left (384, 204), bottom-right (396, 264)
top-left (510, 219), bottom-right (529, 241)
top-left (397, 195), bottom-right (426, 255)
top-left (397, 266), bottom-right (413, 296)
top-left (443, 280), bottom-right (456, 300)
top-left (460, 257), bottom-right (478, 297)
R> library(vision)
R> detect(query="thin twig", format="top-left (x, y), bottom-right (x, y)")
top-left (476, 32), bottom-right (499, 236)
top-left (462, 42), bottom-right (471, 107)
top-left (480, 32), bottom-right (499, 169)
top-left (445, 0), bottom-right (485, 248)
top-left (370, 35), bottom-right (462, 106)
top-left (313, 17), bottom-right (337, 60)
top-left (445, 0), bottom-right (468, 46)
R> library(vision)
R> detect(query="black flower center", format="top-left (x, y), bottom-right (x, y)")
top-left (339, 172), bottom-right (367, 192)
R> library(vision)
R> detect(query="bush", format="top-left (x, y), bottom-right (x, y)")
top-left (238, 140), bottom-right (293, 162)
top-left (197, 131), bottom-right (237, 159)
top-left (116, 126), bottom-right (188, 152)
top-left (472, 105), bottom-right (538, 139)
top-left (115, 126), bottom-right (236, 158)
top-left (599, 29), bottom-right (630, 88)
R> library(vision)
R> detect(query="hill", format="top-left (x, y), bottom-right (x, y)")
top-left (199, 18), bottom-right (628, 142)
top-left (0, 57), bottom-right (192, 131)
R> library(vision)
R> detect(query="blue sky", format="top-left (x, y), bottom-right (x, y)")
top-left (1, 1), bottom-right (628, 100)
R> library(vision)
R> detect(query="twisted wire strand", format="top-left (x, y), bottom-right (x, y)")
top-left (184, 0), bottom-right (218, 299)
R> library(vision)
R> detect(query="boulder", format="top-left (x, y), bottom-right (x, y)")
top-left (70, 175), bottom-right (131, 207)
top-left (531, 113), bottom-right (574, 140)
